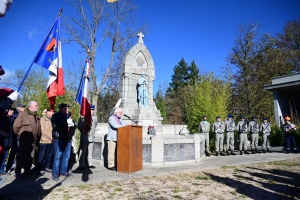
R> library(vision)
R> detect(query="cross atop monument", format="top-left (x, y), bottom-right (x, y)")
top-left (137, 32), bottom-right (144, 44)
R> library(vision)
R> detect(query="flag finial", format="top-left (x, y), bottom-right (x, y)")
top-left (58, 8), bottom-right (63, 16)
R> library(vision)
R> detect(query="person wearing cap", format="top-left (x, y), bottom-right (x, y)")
top-left (212, 116), bottom-right (226, 156)
top-left (282, 116), bottom-right (298, 154)
top-left (78, 105), bottom-right (98, 170)
top-left (106, 107), bottom-right (125, 170)
top-left (37, 108), bottom-right (54, 175)
top-left (13, 101), bottom-right (41, 179)
top-left (236, 116), bottom-right (250, 155)
top-left (16, 103), bottom-right (26, 112)
top-left (249, 115), bottom-right (260, 154)
top-left (260, 117), bottom-right (271, 153)
top-left (51, 103), bottom-right (77, 181)
top-left (224, 114), bottom-right (236, 155)
top-left (198, 115), bottom-right (211, 156)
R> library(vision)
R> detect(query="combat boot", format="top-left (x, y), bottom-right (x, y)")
top-left (286, 150), bottom-right (290, 154)
top-left (255, 149), bottom-right (261, 153)
top-left (231, 150), bottom-right (237, 155)
top-left (240, 150), bottom-right (243, 155)
top-left (262, 149), bottom-right (266, 153)
top-left (251, 149), bottom-right (256, 154)
top-left (220, 152), bottom-right (226, 156)
top-left (244, 150), bottom-right (250, 154)
top-left (226, 151), bottom-right (231, 156)
top-left (205, 151), bottom-right (210, 157)
top-left (215, 152), bottom-right (219, 156)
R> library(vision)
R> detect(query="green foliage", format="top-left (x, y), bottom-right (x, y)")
top-left (184, 73), bottom-right (231, 133)
top-left (154, 84), bottom-right (167, 124)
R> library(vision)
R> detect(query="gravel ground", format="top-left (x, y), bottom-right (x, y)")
top-left (0, 152), bottom-right (299, 199)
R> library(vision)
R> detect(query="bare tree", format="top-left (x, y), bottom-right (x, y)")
top-left (64, 0), bottom-right (147, 114)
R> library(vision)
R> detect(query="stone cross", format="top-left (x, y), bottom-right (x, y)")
top-left (137, 32), bottom-right (144, 44)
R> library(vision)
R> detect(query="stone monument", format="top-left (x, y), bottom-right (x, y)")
top-left (117, 32), bottom-right (163, 133)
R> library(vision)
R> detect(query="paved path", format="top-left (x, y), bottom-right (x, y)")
top-left (0, 152), bottom-right (299, 195)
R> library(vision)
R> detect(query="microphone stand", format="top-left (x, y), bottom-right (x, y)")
top-left (124, 115), bottom-right (138, 125)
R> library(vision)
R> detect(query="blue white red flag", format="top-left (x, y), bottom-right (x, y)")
top-left (76, 60), bottom-right (92, 135)
top-left (34, 16), bottom-right (65, 110)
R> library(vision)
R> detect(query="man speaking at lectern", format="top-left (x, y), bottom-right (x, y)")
top-left (106, 107), bottom-right (125, 170)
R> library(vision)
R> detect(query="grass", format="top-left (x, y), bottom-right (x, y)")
top-left (195, 175), bottom-right (210, 180)
top-left (194, 190), bottom-right (203, 195)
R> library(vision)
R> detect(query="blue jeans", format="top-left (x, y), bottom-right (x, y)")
top-left (52, 139), bottom-right (71, 176)
top-left (0, 147), bottom-right (9, 173)
top-left (285, 133), bottom-right (297, 150)
top-left (37, 143), bottom-right (53, 170)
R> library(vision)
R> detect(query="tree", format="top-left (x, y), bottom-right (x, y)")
top-left (154, 83), bottom-right (168, 124)
top-left (227, 22), bottom-right (276, 118)
top-left (167, 58), bottom-right (190, 93)
top-left (276, 18), bottom-right (300, 73)
top-left (64, 0), bottom-right (147, 118)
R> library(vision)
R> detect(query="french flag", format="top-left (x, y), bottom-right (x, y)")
top-left (76, 60), bottom-right (92, 134)
top-left (34, 16), bottom-right (65, 110)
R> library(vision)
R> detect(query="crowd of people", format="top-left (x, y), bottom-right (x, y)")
top-left (199, 114), bottom-right (298, 156)
top-left (0, 91), bottom-right (98, 181)
top-left (0, 87), bottom-right (298, 181)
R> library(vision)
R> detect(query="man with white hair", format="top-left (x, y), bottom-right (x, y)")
top-left (106, 107), bottom-right (125, 170)
top-left (13, 101), bottom-right (41, 179)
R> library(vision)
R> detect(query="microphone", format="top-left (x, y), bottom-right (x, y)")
top-left (124, 114), bottom-right (132, 119)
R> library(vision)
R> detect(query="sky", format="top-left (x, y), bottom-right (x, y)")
top-left (0, 0), bottom-right (299, 94)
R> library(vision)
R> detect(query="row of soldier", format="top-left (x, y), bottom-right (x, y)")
top-left (198, 114), bottom-right (298, 156)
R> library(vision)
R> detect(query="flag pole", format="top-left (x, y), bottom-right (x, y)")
top-left (17, 8), bottom-right (63, 92)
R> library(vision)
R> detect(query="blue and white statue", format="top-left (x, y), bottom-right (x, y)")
top-left (138, 73), bottom-right (148, 107)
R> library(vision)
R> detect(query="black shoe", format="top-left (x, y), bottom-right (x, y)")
top-left (255, 149), bottom-right (261, 153)
top-left (45, 168), bottom-right (52, 173)
top-left (88, 165), bottom-right (96, 169)
top-left (79, 167), bottom-right (85, 170)
top-left (231, 151), bottom-right (237, 155)
top-left (251, 149), bottom-right (256, 154)
top-left (215, 152), bottom-right (219, 156)
top-left (240, 150), bottom-right (243, 155)
top-left (226, 151), bottom-right (231, 156)
top-left (220, 152), bottom-right (226, 156)
top-left (286, 150), bottom-right (290, 154)
top-left (205, 151), bottom-right (210, 157)
top-left (244, 150), bottom-right (250, 154)
top-left (40, 171), bottom-right (45, 176)
top-left (267, 149), bottom-right (272, 153)
top-left (108, 166), bottom-right (116, 170)
top-left (263, 149), bottom-right (266, 153)
top-left (293, 149), bottom-right (298, 154)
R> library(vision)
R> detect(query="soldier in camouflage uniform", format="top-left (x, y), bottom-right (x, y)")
top-left (236, 116), bottom-right (250, 155)
top-left (249, 116), bottom-right (260, 154)
top-left (224, 114), bottom-right (236, 155)
top-left (212, 116), bottom-right (226, 156)
top-left (198, 115), bottom-right (211, 156)
top-left (260, 117), bottom-right (271, 153)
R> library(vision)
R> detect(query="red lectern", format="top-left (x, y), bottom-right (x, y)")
top-left (117, 125), bottom-right (143, 173)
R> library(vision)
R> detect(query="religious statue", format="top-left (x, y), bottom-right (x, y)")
top-left (137, 73), bottom-right (148, 107)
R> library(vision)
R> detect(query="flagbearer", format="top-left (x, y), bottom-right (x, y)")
top-left (51, 103), bottom-right (77, 181)
top-left (106, 107), bottom-right (125, 170)
top-left (78, 105), bottom-right (98, 170)
top-left (260, 117), bottom-right (271, 153)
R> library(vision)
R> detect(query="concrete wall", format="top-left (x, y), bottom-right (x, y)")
top-left (90, 125), bottom-right (206, 166)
